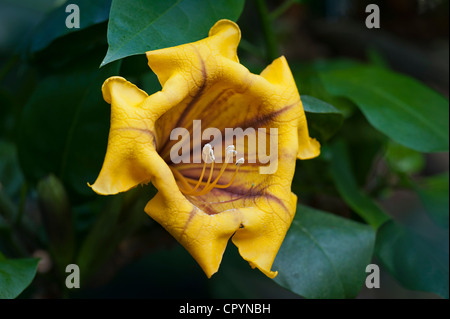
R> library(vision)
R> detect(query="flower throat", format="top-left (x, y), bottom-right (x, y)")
top-left (170, 144), bottom-right (244, 196)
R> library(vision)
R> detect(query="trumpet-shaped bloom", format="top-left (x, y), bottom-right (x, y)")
top-left (90, 19), bottom-right (320, 278)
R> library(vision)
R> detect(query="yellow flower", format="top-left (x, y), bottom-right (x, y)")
top-left (90, 19), bottom-right (320, 278)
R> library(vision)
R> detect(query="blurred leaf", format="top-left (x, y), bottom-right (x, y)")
top-left (293, 60), bottom-right (361, 118)
top-left (338, 112), bottom-right (387, 186)
top-left (72, 244), bottom-right (208, 298)
top-left (76, 194), bottom-right (124, 283)
top-left (375, 220), bottom-right (449, 298)
top-left (273, 205), bottom-right (376, 299)
top-left (329, 141), bottom-right (390, 228)
top-left (102, 0), bottom-right (245, 66)
top-left (31, 23), bottom-right (109, 71)
top-left (415, 173), bottom-right (449, 229)
top-left (0, 187), bottom-right (16, 225)
top-left (0, 254), bottom-right (39, 299)
top-left (366, 48), bottom-right (389, 69)
top-left (385, 141), bottom-right (425, 175)
top-left (302, 95), bottom-right (343, 141)
top-left (320, 66), bottom-right (450, 153)
top-left (18, 51), bottom-right (120, 197)
top-left (77, 186), bottom-right (154, 284)
top-left (0, 140), bottom-right (24, 198)
top-left (312, 59), bottom-right (362, 73)
top-left (29, 0), bottom-right (112, 54)
top-left (37, 174), bottom-right (75, 273)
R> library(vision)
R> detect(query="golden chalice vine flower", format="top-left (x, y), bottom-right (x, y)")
top-left (90, 20), bottom-right (320, 278)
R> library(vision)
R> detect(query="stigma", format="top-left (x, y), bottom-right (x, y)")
top-left (170, 144), bottom-right (244, 196)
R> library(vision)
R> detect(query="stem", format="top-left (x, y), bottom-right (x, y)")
top-left (254, 0), bottom-right (279, 62)
top-left (270, 0), bottom-right (297, 20)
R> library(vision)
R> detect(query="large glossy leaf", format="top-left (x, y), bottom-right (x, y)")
top-left (18, 51), bottom-right (120, 196)
top-left (320, 66), bottom-right (449, 152)
top-left (29, 0), bottom-right (112, 54)
top-left (301, 95), bottom-right (343, 141)
top-left (101, 0), bottom-right (245, 66)
top-left (273, 205), bottom-right (376, 299)
top-left (0, 253), bottom-right (39, 299)
top-left (375, 220), bottom-right (449, 299)
top-left (329, 141), bottom-right (390, 228)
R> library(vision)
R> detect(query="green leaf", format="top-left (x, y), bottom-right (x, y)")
top-left (302, 95), bottom-right (344, 141)
top-left (29, 0), bottom-right (112, 54)
top-left (18, 50), bottom-right (120, 196)
top-left (0, 255), bottom-right (39, 298)
top-left (375, 220), bottom-right (449, 298)
top-left (320, 66), bottom-right (450, 152)
top-left (415, 173), bottom-right (449, 228)
top-left (102, 0), bottom-right (245, 66)
top-left (273, 205), bottom-right (376, 299)
top-left (329, 141), bottom-right (391, 228)
top-left (293, 60), bottom-right (361, 118)
top-left (385, 141), bottom-right (425, 175)
top-left (337, 112), bottom-right (387, 186)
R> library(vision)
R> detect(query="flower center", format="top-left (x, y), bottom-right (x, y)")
top-left (169, 144), bottom-right (244, 196)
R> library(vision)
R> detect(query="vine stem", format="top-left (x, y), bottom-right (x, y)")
top-left (254, 0), bottom-right (279, 62)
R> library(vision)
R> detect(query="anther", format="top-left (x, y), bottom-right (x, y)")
top-left (225, 147), bottom-right (236, 164)
top-left (225, 145), bottom-right (235, 152)
top-left (209, 148), bottom-right (215, 162)
top-left (202, 143), bottom-right (212, 156)
top-left (172, 144), bottom-right (244, 197)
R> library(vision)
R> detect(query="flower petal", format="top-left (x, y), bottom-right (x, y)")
top-left (145, 192), bottom-right (242, 278)
top-left (89, 75), bottom-right (189, 194)
top-left (232, 192), bottom-right (298, 278)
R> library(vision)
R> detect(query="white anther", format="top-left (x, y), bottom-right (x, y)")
top-left (236, 158), bottom-right (244, 166)
top-left (225, 148), bottom-right (236, 163)
top-left (202, 143), bottom-right (212, 156)
top-left (209, 148), bottom-right (216, 162)
top-left (202, 144), bottom-right (215, 163)
top-left (225, 145), bottom-right (235, 152)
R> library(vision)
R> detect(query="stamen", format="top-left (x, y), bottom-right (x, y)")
top-left (189, 144), bottom-right (211, 192)
top-left (195, 147), bottom-right (237, 196)
top-left (225, 146), bottom-right (236, 163)
top-left (202, 143), bottom-right (212, 162)
top-left (179, 144), bottom-right (215, 195)
top-left (213, 157), bottom-right (244, 189)
top-left (225, 145), bottom-right (235, 153)
top-left (172, 144), bottom-right (244, 197)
